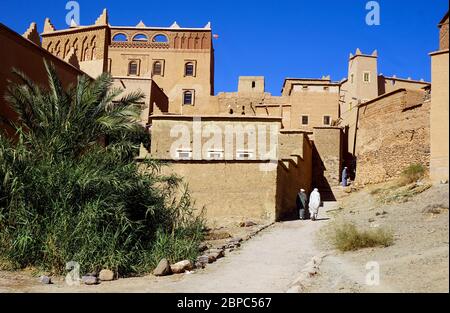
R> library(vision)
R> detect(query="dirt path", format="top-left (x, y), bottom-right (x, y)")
top-left (3, 203), bottom-right (336, 293)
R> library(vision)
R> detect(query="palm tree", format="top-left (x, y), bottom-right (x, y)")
top-left (0, 62), bottom-right (204, 275)
top-left (3, 61), bottom-right (147, 160)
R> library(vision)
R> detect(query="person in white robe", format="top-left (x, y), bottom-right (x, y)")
top-left (308, 188), bottom-right (321, 221)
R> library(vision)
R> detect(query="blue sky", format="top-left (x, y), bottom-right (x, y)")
top-left (0, 0), bottom-right (447, 95)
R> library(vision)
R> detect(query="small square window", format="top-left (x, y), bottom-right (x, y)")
top-left (363, 72), bottom-right (371, 83)
top-left (323, 116), bottom-right (331, 126)
top-left (301, 115), bottom-right (309, 125)
top-left (183, 90), bottom-right (194, 105)
top-left (302, 85), bottom-right (309, 90)
top-left (128, 61), bottom-right (139, 76)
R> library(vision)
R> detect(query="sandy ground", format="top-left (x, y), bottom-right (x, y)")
top-left (306, 182), bottom-right (449, 293)
top-left (0, 182), bottom-right (448, 293)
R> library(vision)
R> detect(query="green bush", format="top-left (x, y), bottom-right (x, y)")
top-left (0, 62), bottom-right (204, 275)
top-left (333, 222), bottom-right (394, 252)
top-left (400, 164), bottom-right (426, 185)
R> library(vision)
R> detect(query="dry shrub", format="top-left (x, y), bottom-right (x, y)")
top-left (399, 164), bottom-right (426, 186)
top-left (332, 222), bottom-right (394, 252)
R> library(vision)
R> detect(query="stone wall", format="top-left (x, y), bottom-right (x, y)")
top-left (355, 89), bottom-right (430, 186)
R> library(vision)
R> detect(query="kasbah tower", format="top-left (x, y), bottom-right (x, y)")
top-left (40, 9), bottom-right (215, 116)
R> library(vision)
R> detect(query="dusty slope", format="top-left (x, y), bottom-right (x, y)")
top-left (307, 183), bottom-right (449, 293)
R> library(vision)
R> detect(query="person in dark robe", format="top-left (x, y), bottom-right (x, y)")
top-left (296, 189), bottom-right (308, 220)
top-left (342, 167), bottom-right (349, 187)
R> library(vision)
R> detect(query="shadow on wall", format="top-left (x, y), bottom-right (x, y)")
top-left (312, 145), bottom-right (337, 202)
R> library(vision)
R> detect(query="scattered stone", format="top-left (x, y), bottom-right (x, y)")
top-left (207, 254), bottom-right (217, 263)
top-left (207, 249), bottom-right (225, 263)
top-left (39, 275), bottom-right (52, 285)
top-left (170, 260), bottom-right (193, 274)
top-left (369, 218), bottom-right (375, 223)
top-left (197, 255), bottom-right (209, 264)
top-left (311, 256), bottom-right (323, 266)
top-left (82, 275), bottom-right (98, 285)
top-left (301, 266), bottom-right (318, 277)
top-left (205, 231), bottom-right (232, 240)
top-left (195, 261), bottom-right (206, 269)
top-left (239, 221), bottom-right (258, 227)
top-left (153, 258), bottom-right (172, 276)
top-left (229, 237), bottom-right (243, 244)
top-left (198, 243), bottom-right (208, 252)
top-left (99, 269), bottom-right (115, 281)
top-left (440, 179), bottom-right (448, 185)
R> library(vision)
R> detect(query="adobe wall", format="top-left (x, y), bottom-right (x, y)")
top-left (0, 24), bottom-right (85, 138)
top-left (159, 161), bottom-right (278, 224)
top-left (288, 87), bottom-right (340, 130)
top-left (355, 89), bottom-right (430, 186)
top-left (112, 77), bottom-right (168, 127)
top-left (276, 132), bottom-right (313, 220)
top-left (149, 116), bottom-right (282, 160)
top-left (430, 50), bottom-right (449, 182)
top-left (311, 127), bottom-right (343, 192)
top-left (41, 26), bottom-right (109, 78)
top-left (379, 77), bottom-right (430, 95)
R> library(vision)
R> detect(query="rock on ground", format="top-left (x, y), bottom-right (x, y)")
top-left (99, 269), bottom-right (115, 281)
top-left (82, 275), bottom-right (98, 285)
top-left (170, 260), bottom-right (193, 274)
top-left (153, 259), bottom-right (172, 276)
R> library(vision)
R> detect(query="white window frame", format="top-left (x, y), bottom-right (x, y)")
top-left (176, 149), bottom-right (193, 160)
top-left (363, 71), bottom-right (371, 83)
top-left (152, 59), bottom-right (165, 77)
top-left (206, 149), bottom-right (224, 160)
top-left (323, 115), bottom-right (332, 126)
top-left (301, 115), bottom-right (309, 126)
top-left (182, 89), bottom-right (195, 106)
top-left (236, 150), bottom-right (254, 160)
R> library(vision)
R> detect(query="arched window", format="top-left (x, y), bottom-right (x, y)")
top-left (183, 90), bottom-right (194, 106)
top-left (128, 61), bottom-right (138, 76)
top-left (152, 61), bottom-right (162, 76)
top-left (112, 33), bottom-right (128, 42)
top-left (152, 34), bottom-right (168, 43)
top-left (185, 62), bottom-right (194, 76)
top-left (133, 34), bottom-right (148, 42)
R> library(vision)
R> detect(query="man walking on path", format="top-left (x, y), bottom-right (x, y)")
top-left (309, 188), bottom-right (321, 221)
top-left (296, 189), bottom-right (308, 220)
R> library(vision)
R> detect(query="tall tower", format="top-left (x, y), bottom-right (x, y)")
top-left (340, 48), bottom-right (379, 158)
top-left (347, 48), bottom-right (379, 104)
